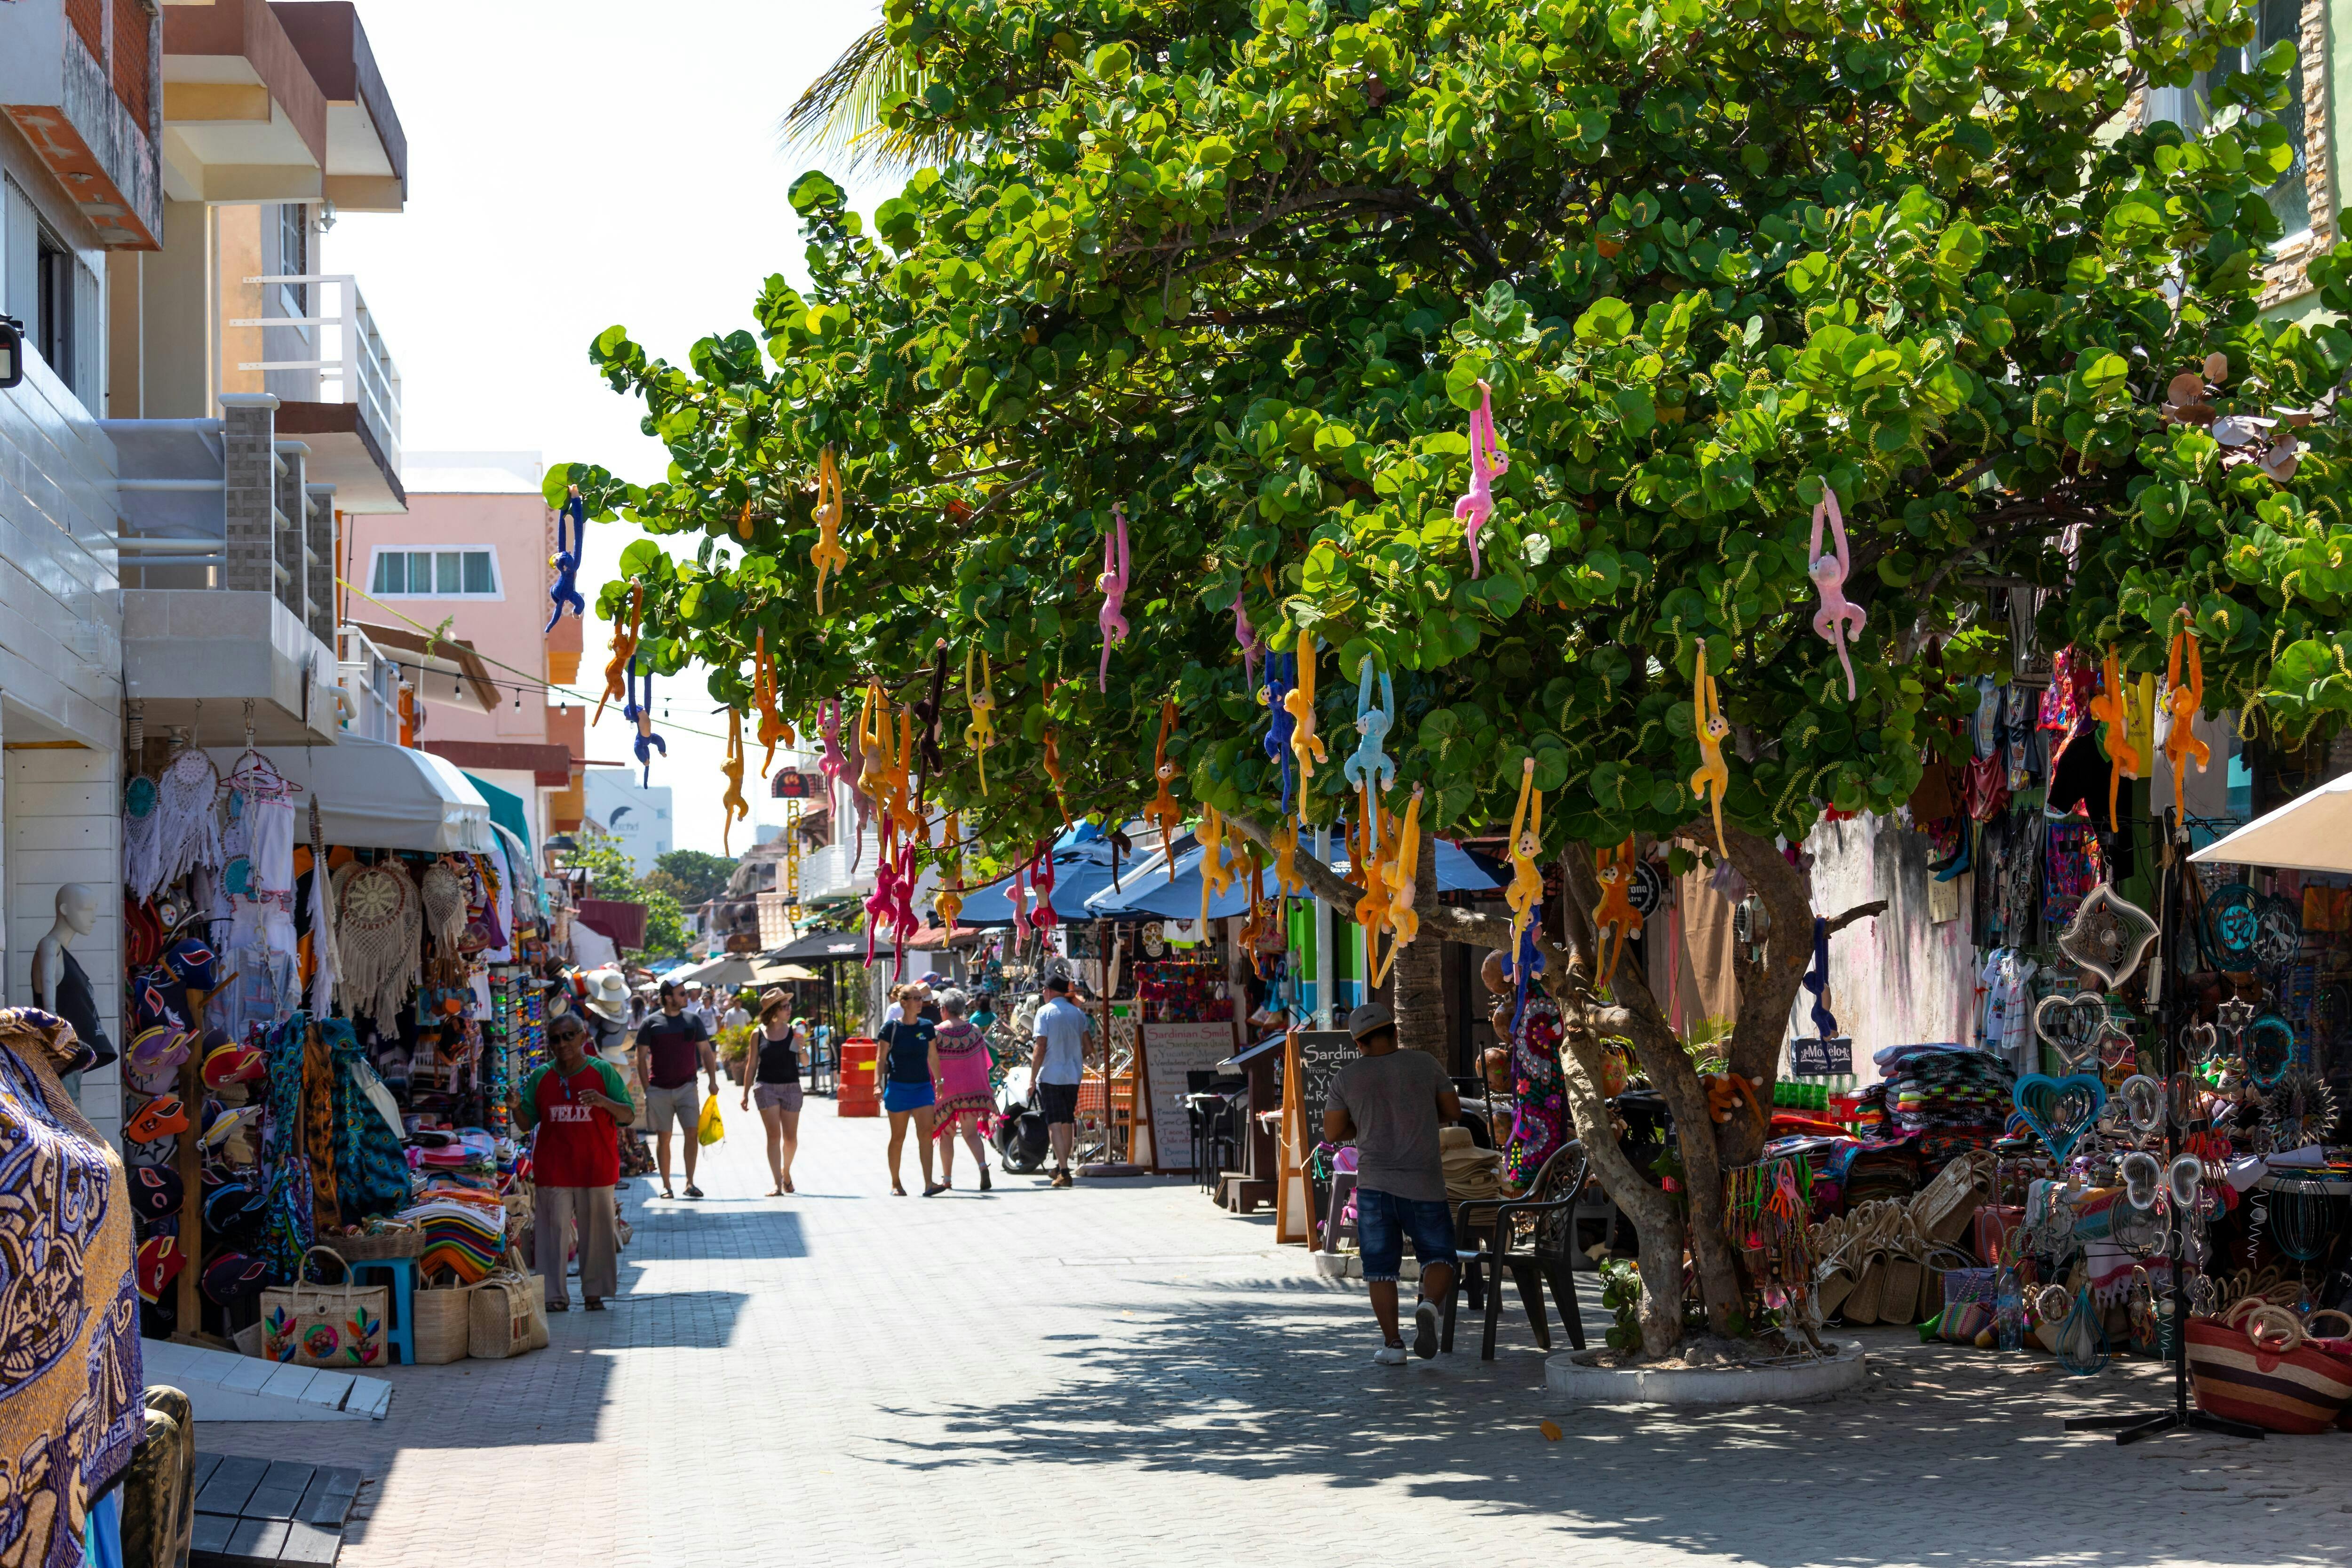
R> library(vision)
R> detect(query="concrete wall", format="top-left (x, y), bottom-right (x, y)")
top-left (7, 745), bottom-right (123, 1139)
top-left (1791, 815), bottom-right (1979, 1088)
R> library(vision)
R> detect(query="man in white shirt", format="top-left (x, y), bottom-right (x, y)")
top-left (1029, 975), bottom-right (1093, 1188)
top-left (722, 995), bottom-right (751, 1035)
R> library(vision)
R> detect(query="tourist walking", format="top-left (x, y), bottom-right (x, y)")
top-left (521, 1012), bottom-right (633, 1311)
top-left (1323, 1003), bottom-right (1460, 1363)
top-left (1029, 974), bottom-right (1090, 1187)
top-left (739, 987), bottom-right (803, 1196)
top-left (929, 988), bottom-right (993, 1192)
top-left (634, 980), bottom-right (719, 1200)
top-left (877, 985), bottom-right (939, 1196)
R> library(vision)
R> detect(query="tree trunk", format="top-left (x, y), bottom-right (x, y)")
top-left (1389, 830), bottom-right (1446, 1069)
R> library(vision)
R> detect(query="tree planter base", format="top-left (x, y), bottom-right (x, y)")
top-left (1545, 1339), bottom-right (1867, 1405)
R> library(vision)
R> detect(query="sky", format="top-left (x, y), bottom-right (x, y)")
top-left (326, 0), bottom-right (897, 855)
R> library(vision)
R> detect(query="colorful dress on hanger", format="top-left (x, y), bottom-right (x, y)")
top-left (328, 1019), bottom-right (412, 1221)
top-left (0, 1010), bottom-right (143, 1568)
top-left (1501, 992), bottom-right (1567, 1191)
top-left (259, 1013), bottom-right (317, 1283)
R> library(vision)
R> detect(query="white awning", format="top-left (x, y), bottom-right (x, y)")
top-left (206, 736), bottom-right (495, 853)
top-left (2190, 772), bottom-right (2352, 874)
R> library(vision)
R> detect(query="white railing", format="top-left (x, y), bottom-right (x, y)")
top-left (336, 621), bottom-right (402, 744)
top-left (234, 274), bottom-right (403, 477)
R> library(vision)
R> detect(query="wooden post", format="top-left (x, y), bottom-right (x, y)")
top-left (1273, 1029), bottom-right (1315, 1244)
top-left (172, 987), bottom-right (208, 1344)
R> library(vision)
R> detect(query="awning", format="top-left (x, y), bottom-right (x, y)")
top-left (206, 736), bottom-right (493, 853)
top-left (766, 929), bottom-right (869, 963)
top-left (463, 773), bottom-right (531, 855)
top-left (1086, 836), bottom-right (1498, 919)
top-left (2190, 774), bottom-right (2352, 873)
top-left (950, 838), bottom-right (1163, 928)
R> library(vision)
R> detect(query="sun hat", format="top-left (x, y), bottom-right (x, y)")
top-left (1347, 1002), bottom-right (1397, 1041)
top-left (758, 987), bottom-right (789, 1013)
top-left (580, 967), bottom-right (631, 1023)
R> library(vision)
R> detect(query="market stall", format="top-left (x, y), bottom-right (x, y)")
top-left (120, 733), bottom-right (557, 1363)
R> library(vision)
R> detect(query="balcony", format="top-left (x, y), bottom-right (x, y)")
top-left (0, 0), bottom-right (164, 248)
top-left (800, 827), bottom-right (882, 907)
top-left (334, 621), bottom-right (399, 745)
top-left (232, 271), bottom-right (402, 511)
top-left (103, 395), bottom-right (341, 748)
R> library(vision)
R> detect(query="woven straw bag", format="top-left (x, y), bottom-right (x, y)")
top-left (413, 1279), bottom-right (471, 1364)
top-left (1911, 1150), bottom-right (1996, 1246)
top-left (467, 1268), bottom-right (548, 1360)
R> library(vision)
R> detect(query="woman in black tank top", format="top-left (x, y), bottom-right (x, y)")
top-left (738, 988), bottom-right (803, 1195)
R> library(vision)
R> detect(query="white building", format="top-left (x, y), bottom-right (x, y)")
top-left (583, 769), bottom-right (672, 875)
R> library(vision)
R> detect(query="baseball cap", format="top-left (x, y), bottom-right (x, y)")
top-left (1348, 1002), bottom-right (1396, 1040)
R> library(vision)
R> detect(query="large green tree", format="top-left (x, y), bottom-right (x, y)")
top-left (556, 0), bottom-right (2352, 1355)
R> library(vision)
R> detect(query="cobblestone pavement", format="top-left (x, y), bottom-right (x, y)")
top-left (202, 1104), bottom-right (2352, 1567)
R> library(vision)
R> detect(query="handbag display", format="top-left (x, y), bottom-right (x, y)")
top-left (2187, 1307), bottom-right (2352, 1434)
top-left (260, 1246), bottom-right (388, 1368)
top-left (413, 1279), bottom-right (472, 1365)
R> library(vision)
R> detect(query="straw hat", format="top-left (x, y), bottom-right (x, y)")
top-left (580, 967), bottom-right (631, 1023)
top-left (757, 987), bottom-right (789, 1014)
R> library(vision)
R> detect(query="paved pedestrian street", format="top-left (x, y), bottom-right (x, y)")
top-left (207, 1108), bottom-right (2352, 1568)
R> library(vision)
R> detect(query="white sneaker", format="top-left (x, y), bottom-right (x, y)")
top-left (1414, 1301), bottom-right (1440, 1359)
top-left (1374, 1343), bottom-right (1409, 1366)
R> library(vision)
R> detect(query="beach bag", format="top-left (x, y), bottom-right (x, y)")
top-left (260, 1246), bottom-right (388, 1368)
top-left (1939, 1267), bottom-right (1997, 1345)
top-left (467, 1269), bottom-right (547, 1360)
top-left (2187, 1305), bottom-right (2352, 1434)
top-left (413, 1278), bottom-right (472, 1365)
top-left (697, 1093), bottom-right (725, 1147)
top-left (1912, 1150), bottom-right (1995, 1246)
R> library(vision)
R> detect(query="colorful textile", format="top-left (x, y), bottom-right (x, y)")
top-left (0, 1010), bottom-right (143, 1568)
top-left (2042, 819), bottom-right (2106, 931)
top-left (329, 1020), bottom-right (411, 1219)
top-left (259, 1014), bottom-right (316, 1284)
top-left (302, 1021), bottom-right (338, 1231)
top-left (1500, 992), bottom-right (1566, 1190)
top-left (398, 1193), bottom-right (505, 1284)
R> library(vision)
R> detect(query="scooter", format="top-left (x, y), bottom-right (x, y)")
top-left (991, 1061), bottom-right (1051, 1174)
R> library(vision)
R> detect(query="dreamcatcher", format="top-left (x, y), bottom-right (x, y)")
top-left (420, 860), bottom-right (468, 952)
top-left (149, 747), bottom-right (226, 898)
top-left (124, 772), bottom-right (163, 903)
top-left (333, 859), bottom-right (422, 1031)
top-left (2203, 882), bottom-right (2262, 964)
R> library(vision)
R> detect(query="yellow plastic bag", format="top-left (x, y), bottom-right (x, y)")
top-left (696, 1093), bottom-right (724, 1147)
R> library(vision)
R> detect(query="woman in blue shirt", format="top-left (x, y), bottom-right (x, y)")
top-left (878, 984), bottom-right (940, 1196)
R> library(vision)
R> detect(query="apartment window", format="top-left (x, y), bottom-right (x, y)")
top-left (2153, 0), bottom-right (2313, 240)
top-left (370, 548), bottom-right (501, 598)
top-left (33, 229), bottom-right (72, 382)
top-left (278, 203), bottom-right (310, 322)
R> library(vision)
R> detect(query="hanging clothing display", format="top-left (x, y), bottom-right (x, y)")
top-left (0, 1010), bottom-right (143, 1568)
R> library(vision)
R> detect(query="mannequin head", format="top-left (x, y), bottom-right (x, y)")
top-left (52, 884), bottom-right (95, 938)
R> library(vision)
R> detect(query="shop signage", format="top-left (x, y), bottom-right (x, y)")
top-left (1789, 1036), bottom-right (1853, 1077)
top-left (770, 769), bottom-right (814, 799)
top-left (1138, 1019), bottom-right (1233, 1171)
top-left (1288, 1030), bottom-right (1355, 1118)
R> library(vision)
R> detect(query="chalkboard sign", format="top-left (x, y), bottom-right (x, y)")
top-left (1290, 1030), bottom-right (1357, 1122)
top-left (1789, 1036), bottom-right (1853, 1077)
top-left (1136, 1020), bottom-right (1233, 1171)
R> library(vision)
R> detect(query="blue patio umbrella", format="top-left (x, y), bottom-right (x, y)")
top-left (1086, 833), bottom-right (1497, 920)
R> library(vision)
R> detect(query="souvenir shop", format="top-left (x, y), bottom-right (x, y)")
top-left (119, 732), bottom-right (558, 1365)
top-left (1730, 644), bottom-right (2352, 1435)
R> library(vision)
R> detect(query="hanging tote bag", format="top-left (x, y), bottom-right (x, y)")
top-left (259, 1246), bottom-right (388, 1368)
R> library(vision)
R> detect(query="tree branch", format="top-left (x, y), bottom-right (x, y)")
top-left (1823, 899), bottom-right (1888, 936)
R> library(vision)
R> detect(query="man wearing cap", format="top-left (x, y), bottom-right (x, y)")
top-left (635, 980), bottom-right (720, 1199)
top-left (579, 969), bottom-right (645, 1179)
top-left (1028, 975), bottom-right (1092, 1188)
top-left (521, 1013), bottom-right (634, 1310)
top-left (1324, 1003), bottom-right (1460, 1364)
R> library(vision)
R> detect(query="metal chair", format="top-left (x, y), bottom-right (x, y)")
top-left (1444, 1139), bottom-right (1591, 1360)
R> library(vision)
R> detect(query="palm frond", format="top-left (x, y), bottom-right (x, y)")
top-left (780, 20), bottom-right (969, 174)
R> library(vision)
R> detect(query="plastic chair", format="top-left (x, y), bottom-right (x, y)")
top-left (1444, 1140), bottom-right (1590, 1360)
top-left (350, 1256), bottom-right (417, 1367)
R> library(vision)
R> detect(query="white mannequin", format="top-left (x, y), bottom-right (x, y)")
top-left (33, 883), bottom-right (95, 1014)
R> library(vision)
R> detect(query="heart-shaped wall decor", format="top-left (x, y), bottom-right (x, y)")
top-left (2013, 1073), bottom-right (2107, 1163)
top-left (2034, 993), bottom-right (2114, 1072)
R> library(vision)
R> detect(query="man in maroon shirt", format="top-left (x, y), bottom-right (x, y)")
top-left (523, 1013), bottom-right (635, 1310)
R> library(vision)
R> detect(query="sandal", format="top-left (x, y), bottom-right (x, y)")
top-left (783, 1178), bottom-right (795, 1194)
top-left (548, 1300), bottom-right (570, 1313)
top-left (892, 1184), bottom-right (907, 1196)
top-left (584, 1298), bottom-right (606, 1312)
top-left (660, 1188), bottom-right (675, 1201)
top-left (923, 1183), bottom-right (948, 1197)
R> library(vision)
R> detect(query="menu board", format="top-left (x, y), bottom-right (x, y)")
top-left (1138, 1020), bottom-right (1237, 1171)
top-left (1289, 1030), bottom-right (1357, 1123)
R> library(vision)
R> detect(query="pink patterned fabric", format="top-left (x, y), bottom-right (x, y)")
top-left (930, 1020), bottom-right (995, 1132)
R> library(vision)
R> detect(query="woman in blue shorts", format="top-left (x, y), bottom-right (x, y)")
top-left (877, 984), bottom-right (940, 1195)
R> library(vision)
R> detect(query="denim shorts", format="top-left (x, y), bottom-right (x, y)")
top-left (1355, 1188), bottom-right (1456, 1284)
top-left (882, 1079), bottom-right (935, 1114)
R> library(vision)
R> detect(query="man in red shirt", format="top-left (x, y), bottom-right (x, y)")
top-left (522, 1013), bottom-right (635, 1311)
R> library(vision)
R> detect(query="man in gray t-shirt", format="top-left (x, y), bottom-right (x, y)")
top-left (1324, 1003), bottom-right (1461, 1364)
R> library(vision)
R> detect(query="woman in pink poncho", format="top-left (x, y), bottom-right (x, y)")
top-left (929, 988), bottom-right (997, 1191)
